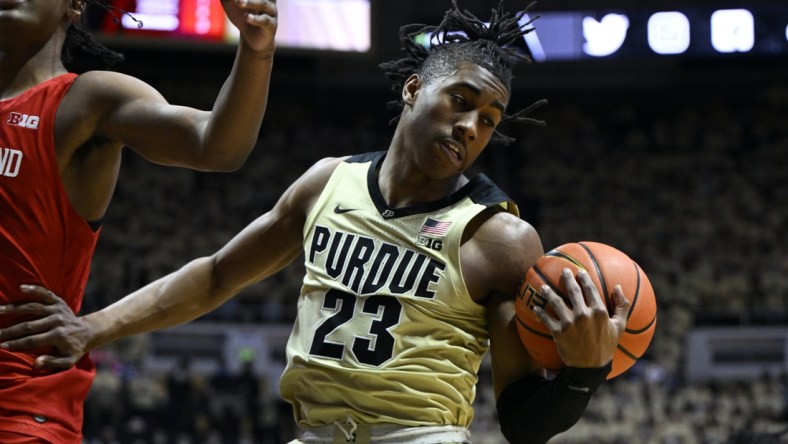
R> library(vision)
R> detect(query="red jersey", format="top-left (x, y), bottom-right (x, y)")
top-left (0, 74), bottom-right (99, 443)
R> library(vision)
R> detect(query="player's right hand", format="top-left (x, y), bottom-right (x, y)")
top-left (532, 268), bottom-right (630, 368)
top-left (0, 285), bottom-right (92, 369)
top-left (222, 0), bottom-right (278, 55)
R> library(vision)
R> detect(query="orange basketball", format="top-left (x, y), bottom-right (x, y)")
top-left (515, 241), bottom-right (657, 379)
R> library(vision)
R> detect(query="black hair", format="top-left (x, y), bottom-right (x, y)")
top-left (63, 0), bottom-right (142, 67)
top-left (380, 0), bottom-right (547, 145)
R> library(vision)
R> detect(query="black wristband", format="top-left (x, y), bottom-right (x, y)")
top-left (496, 362), bottom-right (612, 444)
top-left (559, 361), bottom-right (612, 396)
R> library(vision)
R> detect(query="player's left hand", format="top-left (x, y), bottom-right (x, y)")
top-left (0, 285), bottom-right (90, 369)
top-left (222, 0), bottom-right (278, 55)
top-left (532, 268), bottom-right (630, 368)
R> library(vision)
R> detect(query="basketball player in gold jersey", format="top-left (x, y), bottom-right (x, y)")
top-left (0, 1), bottom-right (630, 443)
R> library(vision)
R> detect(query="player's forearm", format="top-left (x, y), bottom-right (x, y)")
top-left (201, 44), bottom-right (275, 170)
top-left (83, 256), bottom-right (230, 350)
top-left (496, 364), bottom-right (611, 443)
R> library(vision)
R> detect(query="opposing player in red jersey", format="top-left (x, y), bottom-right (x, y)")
top-left (0, 0), bottom-right (277, 442)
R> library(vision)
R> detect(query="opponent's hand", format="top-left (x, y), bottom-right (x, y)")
top-left (532, 268), bottom-right (631, 368)
top-left (0, 285), bottom-right (92, 369)
top-left (222, 0), bottom-right (278, 55)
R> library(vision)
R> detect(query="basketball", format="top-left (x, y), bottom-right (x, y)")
top-left (515, 241), bottom-right (657, 379)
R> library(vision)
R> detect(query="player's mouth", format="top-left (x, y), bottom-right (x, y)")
top-left (439, 139), bottom-right (464, 166)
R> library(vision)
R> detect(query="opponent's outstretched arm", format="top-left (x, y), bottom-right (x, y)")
top-left (0, 157), bottom-right (344, 369)
top-left (61, 0), bottom-right (279, 171)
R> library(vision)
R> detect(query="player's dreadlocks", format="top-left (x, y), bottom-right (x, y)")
top-left (380, 0), bottom-right (547, 144)
top-left (63, 0), bottom-right (142, 67)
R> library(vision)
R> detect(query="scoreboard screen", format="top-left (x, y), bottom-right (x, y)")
top-left (97, 0), bottom-right (371, 52)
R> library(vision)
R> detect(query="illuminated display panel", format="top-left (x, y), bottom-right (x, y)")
top-left (233, 0), bottom-right (371, 52)
top-left (522, 3), bottom-right (788, 61)
top-left (99, 0), bottom-right (371, 52)
top-left (94, 1), bottom-right (787, 60)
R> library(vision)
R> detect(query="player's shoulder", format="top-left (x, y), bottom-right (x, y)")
top-left (71, 70), bottom-right (149, 87)
top-left (308, 155), bottom-right (351, 177)
top-left (294, 156), bottom-right (350, 194)
top-left (479, 209), bottom-right (540, 251)
top-left (303, 153), bottom-right (377, 182)
top-left (462, 209), bottom-right (544, 301)
top-left (287, 156), bottom-right (352, 215)
top-left (66, 70), bottom-right (163, 105)
top-left (468, 208), bottom-right (543, 269)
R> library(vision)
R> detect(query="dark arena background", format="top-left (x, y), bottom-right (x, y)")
top-left (71, 0), bottom-right (787, 443)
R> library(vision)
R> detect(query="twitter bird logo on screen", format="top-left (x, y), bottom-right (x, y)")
top-left (583, 14), bottom-right (630, 57)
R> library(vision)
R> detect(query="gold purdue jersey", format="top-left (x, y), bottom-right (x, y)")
top-left (280, 151), bottom-right (519, 428)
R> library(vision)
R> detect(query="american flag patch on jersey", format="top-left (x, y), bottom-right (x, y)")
top-left (419, 218), bottom-right (452, 237)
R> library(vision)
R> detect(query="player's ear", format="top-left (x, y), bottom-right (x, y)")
top-left (67, 0), bottom-right (85, 21)
top-left (402, 74), bottom-right (422, 106)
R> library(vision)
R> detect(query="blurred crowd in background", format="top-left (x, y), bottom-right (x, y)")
top-left (76, 74), bottom-right (787, 443)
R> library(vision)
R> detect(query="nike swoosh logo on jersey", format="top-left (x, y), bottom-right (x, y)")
top-left (567, 385), bottom-right (591, 393)
top-left (334, 204), bottom-right (358, 214)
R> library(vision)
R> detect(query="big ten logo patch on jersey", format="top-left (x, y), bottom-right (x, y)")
top-left (7, 112), bottom-right (40, 130)
top-left (518, 282), bottom-right (546, 312)
top-left (0, 147), bottom-right (23, 178)
top-left (415, 217), bottom-right (451, 251)
top-left (416, 235), bottom-right (443, 251)
top-left (308, 225), bottom-right (447, 298)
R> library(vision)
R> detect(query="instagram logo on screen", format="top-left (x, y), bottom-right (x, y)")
top-left (648, 11), bottom-right (691, 55)
top-left (711, 9), bottom-right (754, 53)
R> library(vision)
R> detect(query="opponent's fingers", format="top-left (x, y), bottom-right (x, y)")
top-left (243, 3), bottom-right (278, 29)
top-left (0, 331), bottom-right (57, 351)
top-left (0, 285), bottom-right (66, 315)
top-left (34, 355), bottom-right (81, 370)
top-left (19, 284), bottom-right (65, 304)
top-left (244, 12), bottom-right (277, 28)
top-left (0, 302), bottom-right (53, 318)
top-left (0, 285), bottom-right (68, 316)
top-left (237, 0), bottom-right (277, 17)
top-left (0, 318), bottom-right (57, 341)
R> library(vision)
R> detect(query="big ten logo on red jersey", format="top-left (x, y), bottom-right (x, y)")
top-left (0, 148), bottom-right (23, 178)
top-left (7, 112), bottom-right (40, 130)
